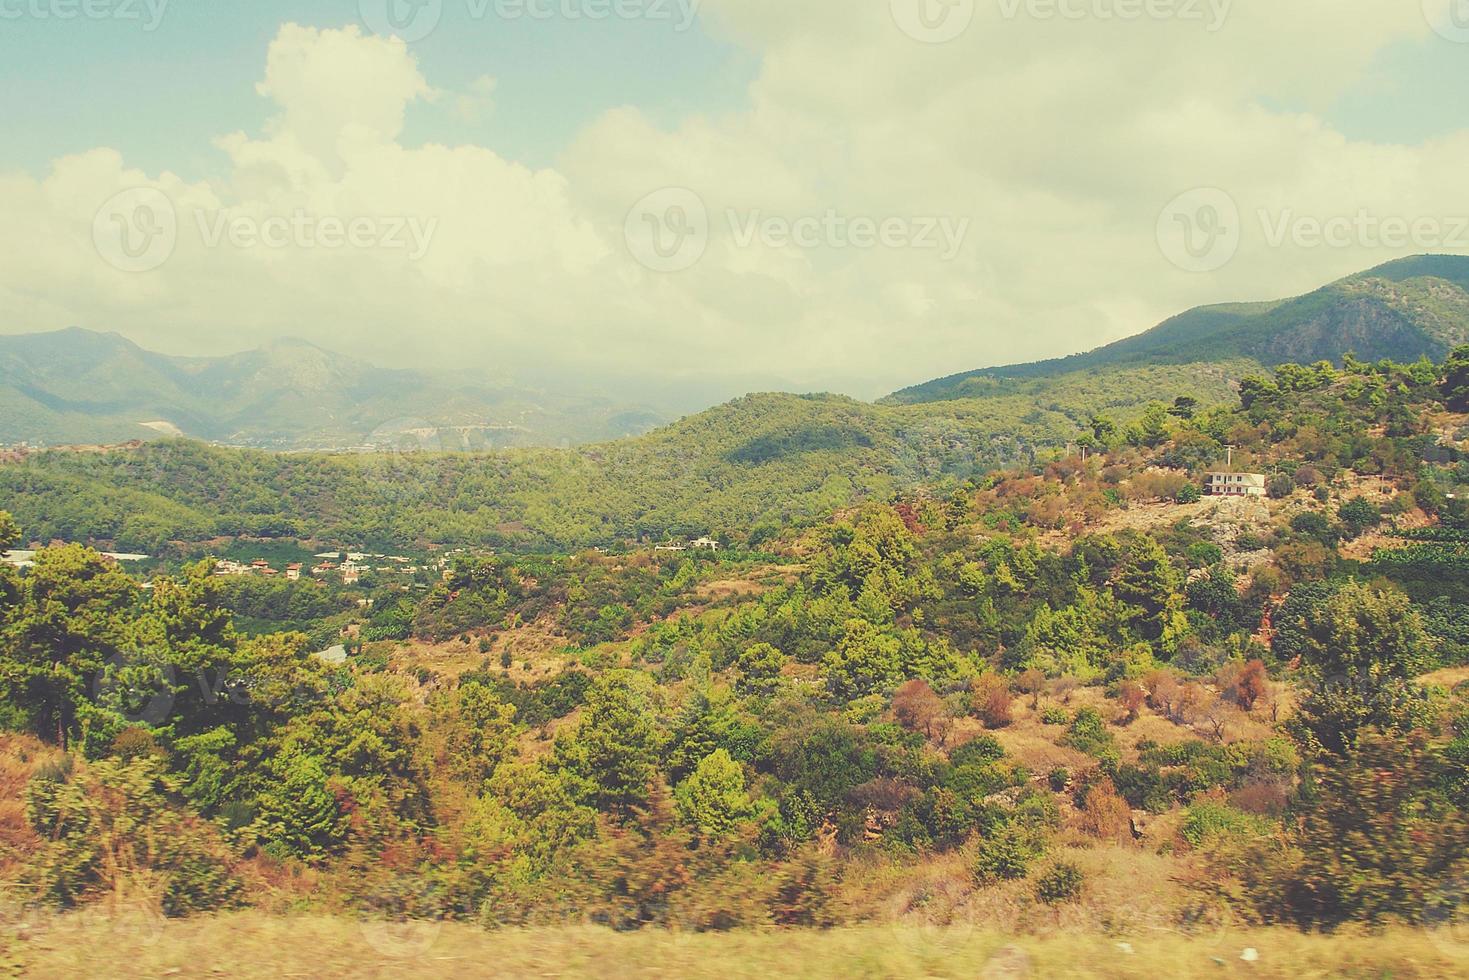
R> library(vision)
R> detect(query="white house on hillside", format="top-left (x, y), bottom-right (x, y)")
top-left (1205, 472), bottom-right (1267, 497)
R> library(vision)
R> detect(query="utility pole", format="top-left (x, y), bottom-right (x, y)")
top-left (1225, 445), bottom-right (1236, 469)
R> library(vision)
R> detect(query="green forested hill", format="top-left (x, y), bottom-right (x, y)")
top-left (2, 376), bottom-right (1240, 552)
top-left (887, 254), bottom-right (1469, 405)
top-left (3, 344), bottom-right (1445, 554)
top-left (0, 393), bottom-right (1055, 551)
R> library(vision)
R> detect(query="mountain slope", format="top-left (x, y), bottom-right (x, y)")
top-left (887, 254), bottom-right (1469, 404)
top-left (0, 328), bottom-right (664, 448)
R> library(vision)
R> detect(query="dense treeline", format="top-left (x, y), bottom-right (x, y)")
top-left (0, 375), bottom-right (1235, 554)
top-left (0, 350), bottom-right (1466, 935)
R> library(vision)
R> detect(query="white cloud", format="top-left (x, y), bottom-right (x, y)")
top-left (453, 75), bottom-right (499, 124)
top-left (2, 10), bottom-right (1467, 402)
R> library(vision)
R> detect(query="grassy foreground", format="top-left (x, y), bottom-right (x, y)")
top-left (3, 912), bottom-right (1467, 979)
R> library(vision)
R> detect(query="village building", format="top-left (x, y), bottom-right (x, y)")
top-left (1204, 472), bottom-right (1267, 497)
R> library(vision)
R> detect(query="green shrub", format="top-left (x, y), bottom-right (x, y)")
top-left (1267, 474), bottom-right (1295, 499)
top-left (23, 756), bottom-right (241, 916)
top-left (1235, 533), bottom-right (1267, 552)
top-left (1338, 498), bottom-right (1381, 536)
top-left (1185, 542), bottom-right (1224, 568)
top-left (1040, 706), bottom-right (1069, 726)
top-left (1010, 788), bottom-right (1062, 833)
top-left (1063, 708), bottom-right (1115, 756)
top-left (1034, 861), bottom-right (1084, 904)
top-left (1180, 799), bottom-right (1268, 850)
top-left (1291, 512), bottom-right (1337, 544)
top-left (972, 824), bottom-right (1043, 883)
top-left (1047, 767), bottom-right (1070, 792)
top-left (950, 734), bottom-right (1006, 767)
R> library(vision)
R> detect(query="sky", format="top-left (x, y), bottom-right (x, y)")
top-left (3, 1), bottom-right (1469, 408)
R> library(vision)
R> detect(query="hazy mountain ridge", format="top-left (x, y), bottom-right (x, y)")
top-left (886, 254), bottom-right (1469, 405)
top-left (0, 328), bottom-right (665, 449)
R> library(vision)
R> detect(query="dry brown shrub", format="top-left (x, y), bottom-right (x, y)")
top-left (893, 680), bottom-right (950, 743)
top-left (1079, 777), bottom-right (1134, 846)
top-left (970, 674), bottom-right (1014, 729)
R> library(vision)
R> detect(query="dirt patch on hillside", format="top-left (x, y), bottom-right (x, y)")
top-left (392, 618), bottom-right (573, 684)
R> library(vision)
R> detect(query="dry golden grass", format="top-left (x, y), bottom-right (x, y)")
top-left (985, 685), bottom-right (1272, 781)
top-left (5, 910), bottom-right (1466, 979)
top-left (390, 617), bottom-right (574, 684)
top-left (0, 735), bottom-right (55, 879)
top-left (832, 842), bottom-right (1204, 940)
top-left (1422, 665), bottom-right (1469, 690)
top-left (695, 578), bottom-right (767, 601)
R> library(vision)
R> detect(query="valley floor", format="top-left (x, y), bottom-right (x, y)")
top-left (4, 911), bottom-right (1466, 979)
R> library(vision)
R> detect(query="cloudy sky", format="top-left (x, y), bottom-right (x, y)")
top-left (3, 1), bottom-right (1469, 406)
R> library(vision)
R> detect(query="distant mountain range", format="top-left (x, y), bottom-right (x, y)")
top-left (887, 254), bottom-right (1469, 404)
top-left (5, 255), bottom-right (1467, 452)
top-left (6, 256), bottom-right (1468, 551)
top-left (0, 328), bottom-right (665, 449)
